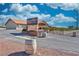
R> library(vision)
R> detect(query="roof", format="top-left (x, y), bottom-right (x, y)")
top-left (5, 18), bottom-right (27, 25)
top-left (5, 17), bottom-right (48, 26)
top-left (12, 20), bottom-right (27, 25)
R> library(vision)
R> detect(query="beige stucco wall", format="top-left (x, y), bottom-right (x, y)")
top-left (16, 24), bottom-right (26, 30)
top-left (28, 25), bottom-right (38, 31)
top-left (6, 20), bottom-right (17, 29)
top-left (6, 20), bottom-right (27, 30)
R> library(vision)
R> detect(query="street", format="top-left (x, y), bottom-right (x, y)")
top-left (0, 29), bottom-right (79, 54)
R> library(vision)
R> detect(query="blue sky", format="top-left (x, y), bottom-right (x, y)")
top-left (0, 3), bottom-right (79, 27)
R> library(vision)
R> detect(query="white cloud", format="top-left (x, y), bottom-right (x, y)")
top-left (25, 13), bottom-right (51, 21)
top-left (53, 25), bottom-right (67, 28)
top-left (16, 14), bottom-right (28, 20)
top-left (0, 13), bottom-right (76, 27)
top-left (22, 4), bottom-right (38, 12)
top-left (53, 13), bottom-right (76, 22)
top-left (10, 4), bottom-right (38, 13)
top-left (48, 13), bottom-right (76, 25)
top-left (0, 15), bottom-right (10, 24)
top-left (0, 3), bottom-right (5, 5)
top-left (10, 4), bottom-right (22, 12)
top-left (2, 8), bottom-right (8, 12)
top-left (47, 3), bottom-right (79, 10)
top-left (40, 3), bottom-right (44, 5)
top-left (0, 15), bottom-right (7, 19)
top-left (0, 3), bottom-right (49, 21)
top-left (60, 3), bottom-right (79, 10)
top-left (0, 12), bottom-right (51, 22)
top-left (0, 15), bottom-right (17, 23)
top-left (47, 3), bottom-right (61, 9)
top-left (39, 14), bottom-right (51, 21)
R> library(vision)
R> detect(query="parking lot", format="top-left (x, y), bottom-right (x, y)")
top-left (0, 29), bottom-right (79, 55)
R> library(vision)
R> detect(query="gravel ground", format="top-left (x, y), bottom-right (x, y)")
top-left (35, 48), bottom-right (79, 56)
top-left (0, 38), bottom-right (25, 56)
top-left (0, 38), bottom-right (79, 56)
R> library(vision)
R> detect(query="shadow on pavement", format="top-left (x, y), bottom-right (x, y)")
top-left (8, 51), bottom-right (31, 56)
top-left (10, 33), bottom-right (29, 36)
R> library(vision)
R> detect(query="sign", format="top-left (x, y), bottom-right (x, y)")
top-left (25, 39), bottom-right (37, 55)
top-left (27, 17), bottom-right (38, 25)
top-left (15, 36), bottom-right (37, 55)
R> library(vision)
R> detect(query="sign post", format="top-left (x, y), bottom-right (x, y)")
top-left (25, 38), bottom-right (37, 55)
top-left (16, 36), bottom-right (37, 55)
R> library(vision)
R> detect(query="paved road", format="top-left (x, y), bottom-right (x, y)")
top-left (37, 33), bottom-right (79, 53)
top-left (0, 30), bottom-right (25, 43)
top-left (0, 29), bottom-right (79, 53)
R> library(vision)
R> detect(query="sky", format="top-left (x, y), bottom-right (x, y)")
top-left (0, 3), bottom-right (79, 28)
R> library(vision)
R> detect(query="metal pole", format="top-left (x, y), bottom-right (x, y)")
top-left (77, 8), bottom-right (79, 29)
top-left (75, 9), bottom-right (79, 29)
top-left (76, 9), bottom-right (78, 29)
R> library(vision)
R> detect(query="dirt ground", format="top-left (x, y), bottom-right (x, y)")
top-left (0, 38), bottom-right (79, 56)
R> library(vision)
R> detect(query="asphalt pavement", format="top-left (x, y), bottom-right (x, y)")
top-left (0, 29), bottom-right (79, 53)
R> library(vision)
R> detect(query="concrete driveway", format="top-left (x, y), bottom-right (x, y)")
top-left (0, 29), bottom-right (79, 54)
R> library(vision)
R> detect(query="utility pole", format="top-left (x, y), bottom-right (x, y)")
top-left (74, 8), bottom-right (79, 30)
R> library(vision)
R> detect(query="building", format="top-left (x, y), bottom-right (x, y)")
top-left (27, 17), bottom-right (48, 31)
top-left (27, 17), bottom-right (48, 36)
top-left (5, 17), bottom-right (48, 36)
top-left (5, 18), bottom-right (27, 30)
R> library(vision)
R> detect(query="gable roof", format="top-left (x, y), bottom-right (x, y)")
top-left (5, 17), bottom-right (48, 26)
top-left (5, 18), bottom-right (27, 25)
top-left (12, 20), bottom-right (27, 25)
